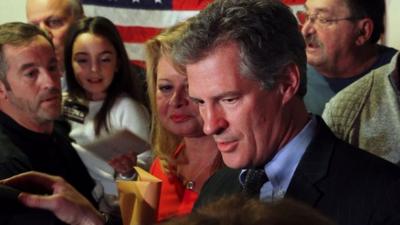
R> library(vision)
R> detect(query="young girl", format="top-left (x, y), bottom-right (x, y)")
top-left (62, 16), bottom-right (150, 213)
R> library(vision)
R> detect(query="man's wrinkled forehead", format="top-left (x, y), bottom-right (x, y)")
top-left (304, 0), bottom-right (350, 15)
top-left (27, 0), bottom-right (72, 22)
top-left (4, 36), bottom-right (56, 69)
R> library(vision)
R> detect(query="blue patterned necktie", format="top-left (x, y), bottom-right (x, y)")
top-left (242, 168), bottom-right (268, 197)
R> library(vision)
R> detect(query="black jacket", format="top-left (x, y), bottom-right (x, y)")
top-left (0, 111), bottom-right (96, 225)
top-left (196, 117), bottom-right (400, 225)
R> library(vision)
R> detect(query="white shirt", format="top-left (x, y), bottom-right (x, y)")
top-left (68, 95), bottom-right (150, 196)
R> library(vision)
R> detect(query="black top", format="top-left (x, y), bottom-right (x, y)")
top-left (0, 111), bottom-right (96, 224)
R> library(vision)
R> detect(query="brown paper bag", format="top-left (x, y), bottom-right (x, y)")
top-left (117, 166), bottom-right (162, 225)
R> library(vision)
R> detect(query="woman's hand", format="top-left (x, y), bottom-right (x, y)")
top-left (108, 152), bottom-right (137, 179)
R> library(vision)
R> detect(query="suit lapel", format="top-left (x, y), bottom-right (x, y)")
top-left (195, 167), bottom-right (242, 208)
top-left (286, 117), bottom-right (336, 206)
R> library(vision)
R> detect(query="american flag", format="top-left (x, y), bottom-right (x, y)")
top-left (82, 0), bottom-right (305, 67)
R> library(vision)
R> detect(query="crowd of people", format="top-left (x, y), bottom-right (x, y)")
top-left (0, 0), bottom-right (399, 225)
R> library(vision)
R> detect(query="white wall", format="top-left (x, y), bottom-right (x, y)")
top-left (385, 0), bottom-right (400, 50)
top-left (0, 0), bottom-right (26, 24)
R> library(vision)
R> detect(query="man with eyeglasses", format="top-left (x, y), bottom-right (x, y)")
top-left (299, 0), bottom-right (397, 116)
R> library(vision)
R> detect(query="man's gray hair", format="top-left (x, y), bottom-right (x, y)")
top-left (173, 0), bottom-right (307, 97)
top-left (0, 22), bottom-right (53, 83)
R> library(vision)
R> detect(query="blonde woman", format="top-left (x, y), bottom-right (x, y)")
top-left (111, 20), bottom-right (222, 222)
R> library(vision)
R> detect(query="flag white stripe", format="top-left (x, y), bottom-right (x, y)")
top-left (290, 5), bottom-right (305, 14)
top-left (124, 42), bottom-right (146, 61)
top-left (83, 5), bottom-right (199, 28)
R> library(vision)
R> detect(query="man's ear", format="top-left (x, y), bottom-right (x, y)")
top-left (0, 81), bottom-right (8, 99)
top-left (355, 18), bottom-right (374, 46)
top-left (278, 63), bottom-right (300, 105)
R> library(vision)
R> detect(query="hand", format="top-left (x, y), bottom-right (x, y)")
top-left (0, 171), bottom-right (105, 225)
top-left (108, 152), bottom-right (137, 178)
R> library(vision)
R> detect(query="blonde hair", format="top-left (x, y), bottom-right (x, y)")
top-left (145, 20), bottom-right (190, 172)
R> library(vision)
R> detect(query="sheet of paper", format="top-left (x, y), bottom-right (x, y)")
top-left (79, 129), bottom-right (150, 161)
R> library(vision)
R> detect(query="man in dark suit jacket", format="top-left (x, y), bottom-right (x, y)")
top-left (196, 118), bottom-right (400, 225)
top-left (172, 0), bottom-right (400, 225)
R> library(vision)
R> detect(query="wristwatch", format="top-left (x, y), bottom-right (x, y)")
top-left (115, 169), bottom-right (137, 180)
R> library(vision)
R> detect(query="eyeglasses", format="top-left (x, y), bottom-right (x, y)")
top-left (297, 11), bottom-right (360, 27)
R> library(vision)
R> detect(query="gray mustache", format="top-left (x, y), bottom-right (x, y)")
top-left (304, 35), bottom-right (321, 47)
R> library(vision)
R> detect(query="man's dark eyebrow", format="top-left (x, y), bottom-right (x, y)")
top-left (19, 63), bottom-right (35, 72)
top-left (303, 5), bottom-right (330, 14)
top-left (189, 96), bottom-right (203, 103)
top-left (47, 16), bottom-right (62, 20)
top-left (189, 91), bottom-right (239, 103)
top-left (214, 91), bottom-right (240, 100)
top-left (18, 56), bottom-right (57, 71)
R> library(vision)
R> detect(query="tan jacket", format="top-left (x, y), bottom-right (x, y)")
top-left (323, 52), bottom-right (400, 164)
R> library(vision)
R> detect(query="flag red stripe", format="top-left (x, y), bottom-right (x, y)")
top-left (282, 0), bottom-right (305, 4)
top-left (172, 0), bottom-right (213, 10)
top-left (116, 26), bottom-right (163, 43)
top-left (131, 60), bottom-right (146, 68)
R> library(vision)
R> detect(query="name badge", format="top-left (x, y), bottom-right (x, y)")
top-left (63, 100), bottom-right (88, 124)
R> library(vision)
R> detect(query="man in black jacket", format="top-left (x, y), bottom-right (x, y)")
top-left (0, 22), bottom-right (97, 224)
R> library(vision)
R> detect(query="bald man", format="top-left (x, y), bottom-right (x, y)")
top-left (26, 0), bottom-right (84, 69)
